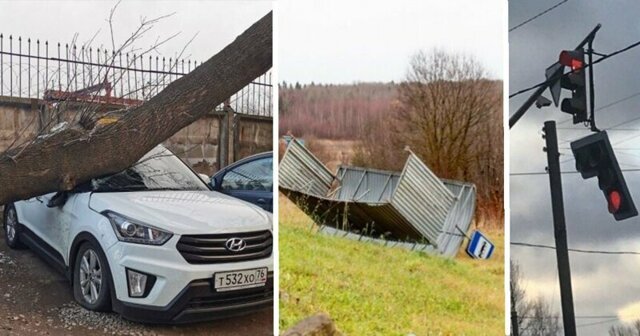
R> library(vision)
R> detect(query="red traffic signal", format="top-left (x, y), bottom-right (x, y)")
top-left (559, 50), bottom-right (584, 70)
top-left (571, 131), bottom-right (637, 221)
top-left (608, 190), bottom-right (622, 213)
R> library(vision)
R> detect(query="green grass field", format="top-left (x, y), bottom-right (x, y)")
top-left (279, 197), bottom-right (504, 335)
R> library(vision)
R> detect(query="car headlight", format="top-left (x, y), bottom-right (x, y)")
top-left (102, 211), bottom-right (172, 245)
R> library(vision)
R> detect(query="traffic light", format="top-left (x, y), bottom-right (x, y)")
top-left (559, 49), bottom-right (588, 124)
top-left (570, 131), bottom-right (638, 221)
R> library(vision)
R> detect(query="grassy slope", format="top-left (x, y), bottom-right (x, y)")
top-left (279, 198), bottom-right (504, 335)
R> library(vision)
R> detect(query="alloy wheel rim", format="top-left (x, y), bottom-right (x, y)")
top-left (79, 249), bottom-right (102, 304)
top-left (5, 209), bottom-right (16, 242)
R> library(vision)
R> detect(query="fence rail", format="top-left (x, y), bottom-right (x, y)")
top-left (0, 34), bottom-right (272, 117)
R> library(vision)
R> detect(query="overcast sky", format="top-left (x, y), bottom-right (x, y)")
top-left (0, 1), bottom-right (271, 66)
top-left (510, 1), bottom-right (640, 334)
top-left (279, 0), bottom-right (504, 84)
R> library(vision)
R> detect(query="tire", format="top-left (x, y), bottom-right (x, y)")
top-left (3, 204), bottom-right (26, 249)
top-left (73, 241), bottom-right (112, 312)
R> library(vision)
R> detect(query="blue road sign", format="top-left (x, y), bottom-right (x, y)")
top-left (466, 230), bottom-right (494, 259)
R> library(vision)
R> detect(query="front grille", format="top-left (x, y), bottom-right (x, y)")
top-left (177, 230), bottom-right (272, 264)
top-left (185, 285), bottom-right (273, 310)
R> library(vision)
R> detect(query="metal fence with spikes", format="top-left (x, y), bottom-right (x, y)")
top-left (0, 34), bottom-right (272, 117)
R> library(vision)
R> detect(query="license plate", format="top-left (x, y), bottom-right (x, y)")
top-left (213, 268), bottom-right (268, 292)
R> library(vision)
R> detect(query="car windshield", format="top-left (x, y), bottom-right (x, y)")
top-left (91, 146), bottom-right (209, 192)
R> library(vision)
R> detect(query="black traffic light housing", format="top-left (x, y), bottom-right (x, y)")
top-left (571, 131), bottom-right (637, 221)
top-left (559, 50), bottom-right (588, 124)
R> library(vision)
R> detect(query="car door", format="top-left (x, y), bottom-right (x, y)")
top-left (20, 192), bottom-right (58, 241)
top-left (219, 157), bottom-right (273, 212)
top-left (19, 192), bottom-right (73, 260)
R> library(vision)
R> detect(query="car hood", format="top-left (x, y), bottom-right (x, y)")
top-left (89, 190), bottom-right (272, 235)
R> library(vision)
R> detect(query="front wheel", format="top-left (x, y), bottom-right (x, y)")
top-left (73, 241), bottom-right (112, 312)
top-left (3, 204), bottom-right (25, 249)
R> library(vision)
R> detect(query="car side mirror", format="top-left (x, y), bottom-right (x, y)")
top-left (198, 173), bottom-right (211, 185)
top-left (215, 174), bottom-right (225, 190)
top-left (47, 191), bottom-right (68, 208)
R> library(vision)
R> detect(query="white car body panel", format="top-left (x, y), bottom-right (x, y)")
top-left (88, 190), bottom-right (271, 235)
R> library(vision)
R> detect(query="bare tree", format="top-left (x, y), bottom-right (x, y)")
top-left (395, 50), bottom-right (488, 177)
top-left (353, 49), bottom-right (503, 225)
top-left (511, 260), bottom-right (562, 336)
top-left (0, 11), bottom-right (272, 205)
top-left (608, 320), bottom-right (640, 335)
top-left (511, 260), bottom-right (531, 334)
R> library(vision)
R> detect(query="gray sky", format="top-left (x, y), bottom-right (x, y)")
top-left (510, 1), bottom-right (640, 334)
top-left (279, 0), bottom-right (504, 84)
top-left (0, 0), bottom-right (271, 66)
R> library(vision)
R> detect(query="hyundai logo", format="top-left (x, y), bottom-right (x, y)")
top-left (225, 238), bottom-right (247, 252)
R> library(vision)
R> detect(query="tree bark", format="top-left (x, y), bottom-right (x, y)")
top-left (0, 12), bottom-right (272, 205)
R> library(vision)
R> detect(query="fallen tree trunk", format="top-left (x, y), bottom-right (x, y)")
top-left (0, 12), bottom-right (272, 205)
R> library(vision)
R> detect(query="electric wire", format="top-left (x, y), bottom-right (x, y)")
top-left (576, 317), bottom-right (621, 328)
top-left (511, 241), bottom-right (640, 255)
top-left (510, 168), bottom-right (640, 176)
top-left (520, 315), bottom-right (619, 319)
top-left (509, 0), bottom-right (569, 32)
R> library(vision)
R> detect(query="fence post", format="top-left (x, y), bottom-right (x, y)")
top-left (226, 99), bottom-right (236, 165)
top-left (219, 106), bottom-right (229, 169)
top-left (233, 113), bottom-right (240, 162)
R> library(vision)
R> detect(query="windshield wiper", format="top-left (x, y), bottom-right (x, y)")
top-left (93, 185), bottom-right (148, 192)
top-left (145, 187), bottom-right (189, 191)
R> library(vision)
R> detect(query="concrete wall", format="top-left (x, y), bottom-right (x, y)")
top-left (0, 97), bottom-right (40, 151)
top-left (236, 115), bottom-right (274, 160)
top-left (0, 96), bottom-right (272, 175)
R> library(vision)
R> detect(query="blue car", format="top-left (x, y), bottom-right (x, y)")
top-left (210, 152), bottom-right (273, 212)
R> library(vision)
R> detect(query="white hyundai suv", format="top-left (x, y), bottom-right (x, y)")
top-left (2, 145), bottom-right (273, 323)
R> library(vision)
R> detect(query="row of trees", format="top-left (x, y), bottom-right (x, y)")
top-left (279, 82), bottom-right (396, 139)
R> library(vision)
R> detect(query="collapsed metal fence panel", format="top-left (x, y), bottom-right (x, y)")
top-left (335, 166), bottom-right (400, 203)
top-left (279, 139), bottom-right (333, 196)
top-left (279, 138), bottom-right (476, 258)
top-left (437, 181), bottom-right (477, 257)
top-left (390, 154), bottom-right (456, 246)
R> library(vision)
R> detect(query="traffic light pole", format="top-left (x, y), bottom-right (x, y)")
top-left (543, 120), bottom-right (577, 336)
top-left (587, 40), bottom-right (599, 132)
top-left (511, 290), bottom-right (520, 336)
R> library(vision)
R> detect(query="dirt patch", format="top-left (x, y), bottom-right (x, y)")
top-left (0, 214), bottom-right (273, 336)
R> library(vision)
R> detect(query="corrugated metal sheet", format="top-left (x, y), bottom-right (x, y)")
top-left (279, 139), bottom-right (334, 197)
top-left (390, 154), bottom-right (456, 246)
top-left (335, 166), bottom-right (400, 203)
top-left (279, 138), bottom-right (476, 258)
top-left (437, 182), bottom-right (476, 257)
